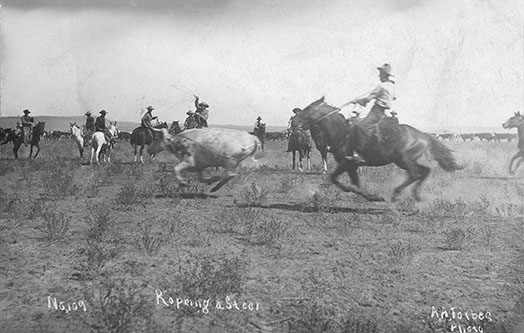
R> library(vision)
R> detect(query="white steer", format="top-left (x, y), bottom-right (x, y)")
top-left (150, 128), bottom-right (261, 192)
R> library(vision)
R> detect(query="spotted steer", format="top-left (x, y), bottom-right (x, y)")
top-left (150, 128), bottom-right (261, 192)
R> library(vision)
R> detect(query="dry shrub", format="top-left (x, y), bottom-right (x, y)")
top-left (81, 278), bottom-right (162, 333)
top-left (41, 162), bottom-right (78, 198)
top-left (41, 210), bottom-right (70, 241)
top-left (133, 222), bottom-right (164, 256)
top-left (85, 202), bottom-right (112, 243)
top-left (239, 181), bottom-right (269, 207)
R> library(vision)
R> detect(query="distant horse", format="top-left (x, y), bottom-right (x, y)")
top-left (287, 126), bottom-right (311, 172)
top-left (90, 122), bottom-right (119, 165)
top-left (130, 122), bottom-right (168, 163)
top-left (169, 121), bottom-right (183, 135)
top-left (502, 112), bottom-right (524, 175)
top-left (183, 113), bottom-right (198, 130)
top-left (70, 123), bottom-right (84, 159)
top-left (2, 122), bottom-right (46, 159)
top-left (253, 123), bottom-right (266, 151)
top-left (293, 97), bottom-right (464, 202)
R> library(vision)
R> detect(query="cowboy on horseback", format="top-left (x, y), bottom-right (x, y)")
top-left (254, 116), bottom-right (265, 132)
top-left (287, 108), bottom-right (302, 132)
top-left (21, 109), bottom-right (35, 146)
top-left (194, 95), bottom-right (209, 128)
top-left (141, 106), bottom-right (158, 137)
top-left (84, 111), bottom-right (95, 145)
top-left (95, 110), bottom-right (113, 143)
top-left (184, 110), bottom-right (196, 129)
top-left (346, 63), bottom-right (396, 163)
top-left (287, 107), bottom-right (312, 148)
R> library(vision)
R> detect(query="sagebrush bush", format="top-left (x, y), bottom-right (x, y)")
top-left (41, 210), bottom-right (70, 241)
top-left (133, 222), bottom-right (164, 256)
top-left (81, 278), bottom-right (161, 333)
top-left (85, 202), bottom-right (112, 243)
top-left (41, 162), bottom-right (78, 197)
top-left (239, 181), bottom-right (269, 207)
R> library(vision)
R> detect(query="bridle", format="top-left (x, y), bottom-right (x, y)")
top-left (296, 103), bottom-right (344, 129)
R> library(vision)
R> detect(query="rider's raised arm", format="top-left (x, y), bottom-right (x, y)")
top-left (194, 96), bottom-right (199, 109)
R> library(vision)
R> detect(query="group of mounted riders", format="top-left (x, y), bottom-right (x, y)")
top-left (286, 63), bottom-right (399, 164)
top-left (8, 63), bottom-right (397, 163)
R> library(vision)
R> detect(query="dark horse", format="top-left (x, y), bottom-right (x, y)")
top-left (169, 121), bottom-right (183, 135)
top-left (183, 113), bottom-right (198, 130)
top-left (502, 112), bottom-right (524, 175)
top-left (252, 123), bottom-right (266, 151)
top-left (293, 97), bottom-right (464, 201)
top-left (1, 122), bottom-right (46, 159)
top-left (309, 123), bottom-right (330, 174)
top-left (130, 122), bottom-right (168, 163)
top-left (287, 126), bottom-right (311, 171)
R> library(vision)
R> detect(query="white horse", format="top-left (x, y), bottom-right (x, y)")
top-left (70, 122), bottom-right (84, 159)
top-left (90, 121), bottom-right (119, 165)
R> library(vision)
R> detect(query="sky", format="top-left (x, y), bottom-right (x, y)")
top-left (1, 0), bottom-right (524, 130)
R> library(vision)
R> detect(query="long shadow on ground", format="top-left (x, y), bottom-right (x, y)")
top-left (236, 203), bottom-right (390, 215)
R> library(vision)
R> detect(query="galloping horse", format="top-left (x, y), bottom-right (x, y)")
top-left (293, 97), bottom-right (464, 201)
top-left (287, 126), bottom-right (311, 172)
top-left (502, 112), bottom-right (524, 175)
top-left (90, 122), bottom-right (118, 164)
top-left (1, 121), bottom-right (46, 159)
top-left (309, 123), bottom-right (330, 174)
top-left (253, 123), bottom-right (266, 151)
top-left (130, 122), bottom-right (168, 163)
top-left (70, 123), bottom-right (84, 159)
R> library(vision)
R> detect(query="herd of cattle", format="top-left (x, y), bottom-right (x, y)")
top-left (39, 129), bottom-right (517, 143)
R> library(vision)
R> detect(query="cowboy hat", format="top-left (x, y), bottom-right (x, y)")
top-left (99, 110), bottom-right (107, 115)
top-left (186, 111), bottom-right (193, 115)
top-left (377, 63), bottom-right (394, 76)
top-left (85, 111), bottom-right (91, 115)
top-left (146, 106), bottom-right (154, 111)
top-left (257, 116), bottom-right (262, 120)
top-left (292, 108), bottom-right (302, 114)
top-left (198, 102), bottom-right (209, 108)
top-left (390, 110), bottom-right (398, 115)
top-left (23, 109), bottom-right (30, 114)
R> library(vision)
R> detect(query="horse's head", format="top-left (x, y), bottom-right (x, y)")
top-left (108, 121), bottom-right (119, 136)
top-left (35, 121), bottom-right (46, 134)
top-left (503, 112), bottom-right (524, 129)
top-left (70, 122), bottom-right (82, 136)
top-left (294, 96), bottom-right (340, 129)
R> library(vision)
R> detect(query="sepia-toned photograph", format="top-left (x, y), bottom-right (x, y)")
top-left (1, 0), bottom-right (524, 332)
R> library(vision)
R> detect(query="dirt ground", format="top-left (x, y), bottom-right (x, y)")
top-left (1, 136), bottom-right (524, 332)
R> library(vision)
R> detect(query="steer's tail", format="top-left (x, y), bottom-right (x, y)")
top-left (251, 139), bottom-right (264, 162)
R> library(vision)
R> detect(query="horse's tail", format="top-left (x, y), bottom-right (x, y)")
top-left (429, 136), bottom-right (465, 171)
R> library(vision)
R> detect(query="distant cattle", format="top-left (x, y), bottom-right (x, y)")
top-left (438, 133), bottom-right (456, 141)
top-left (460, 133), bottom-right (475, 142)
top-left (266, 131), bottom-right (287, 141)
top-left (493, 133), bottom-right (517, 143)
top-left (118, 131), bottom-right (131, 142)
top-left (475, 133), bottom-right (496, 142)
top-left (149, 128), bottom-right (261, 192)
top-left (48, 130), bottom-right (71, 141)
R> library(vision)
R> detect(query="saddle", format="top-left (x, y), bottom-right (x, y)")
top-left (368, 116), bottom-right (399, 144)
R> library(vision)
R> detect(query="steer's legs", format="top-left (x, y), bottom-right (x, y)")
top-left (174, 157), bottom-right (194, 186)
